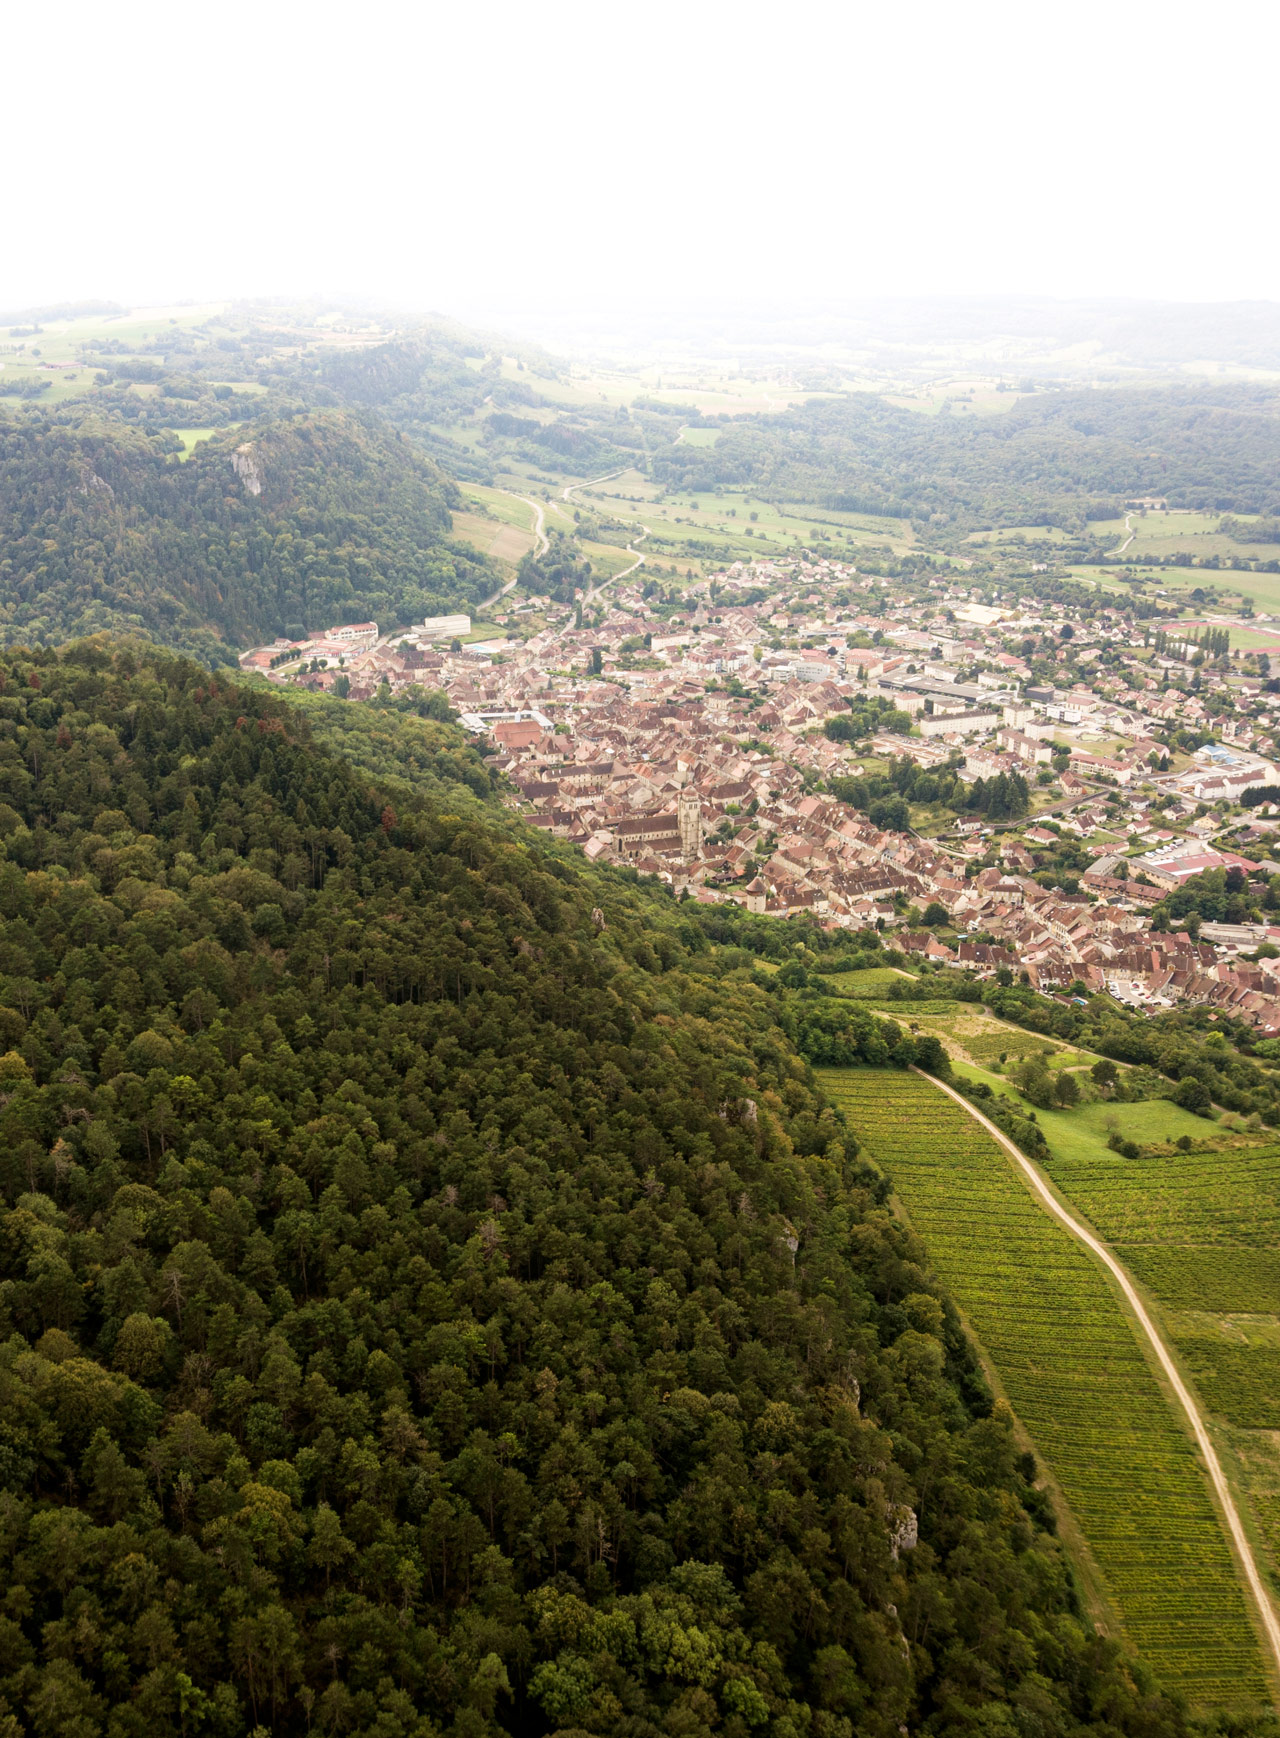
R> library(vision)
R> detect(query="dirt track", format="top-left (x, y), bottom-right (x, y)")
top-left (914, 1066), bottom-right (1280, 1686)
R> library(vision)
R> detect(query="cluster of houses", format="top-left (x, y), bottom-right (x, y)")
top-left (241, 553), bottom-right (1280, 1032)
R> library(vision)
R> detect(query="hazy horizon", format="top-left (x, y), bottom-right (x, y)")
top-left (9, 0), bottom-right (1279, 315)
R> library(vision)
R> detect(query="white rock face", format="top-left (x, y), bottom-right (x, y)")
top-left (887, 1504), bottom-right (918, 1559)
top-left (232, 443), bottom-right (263, 496)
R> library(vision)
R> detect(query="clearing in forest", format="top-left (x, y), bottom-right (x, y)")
top-left (818, 1067), bottom-right (1271, 1710)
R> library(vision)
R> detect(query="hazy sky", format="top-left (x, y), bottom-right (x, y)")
top-left (9, 0), bottom-right (1277, 319)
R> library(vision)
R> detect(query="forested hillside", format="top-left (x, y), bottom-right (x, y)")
top-left (303, 328), bottom-right (678, 484)
top-left (0, 411), bottom-right (493, 659)
top-left (654, 383), bottom-right (1280, 528)
top-left (0, 642), bottom-right (1210, 1737)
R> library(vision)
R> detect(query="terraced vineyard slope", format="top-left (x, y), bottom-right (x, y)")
top-left (818, 1068), bottom-right (1272, 1710)
top-left (1038, 1133), bottom-right (1280, 1575)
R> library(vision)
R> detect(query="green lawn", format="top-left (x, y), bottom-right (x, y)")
top-left (818, 1068), bottom-right (1271, 1708)
top-left (1033, 1098), bottom-right (1219, 1166)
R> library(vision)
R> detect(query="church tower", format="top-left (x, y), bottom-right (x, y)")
top-left (677, 789), bottom-right (702, 862)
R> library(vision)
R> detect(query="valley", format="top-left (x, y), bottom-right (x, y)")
top-left (2, 296), bottom-right (1280, 1732)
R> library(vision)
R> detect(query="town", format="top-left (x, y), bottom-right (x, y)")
top-left (242, 558), bottom-right (1280, 1033)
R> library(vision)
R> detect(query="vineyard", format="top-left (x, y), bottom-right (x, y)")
top-left (1119, 1246), bottom-right (1280, 1313)
top-left (1042, 1134), bottom-right (1280, 1575)
top-left (818, 1068), bottom-right (1271, 1708)
top-left (1042, 1141), bottom-right (1280, 1247)
top-left (964, 1031), bottom-right (1060, 1064)
top-left (820, 966), bottom-right (917, 998)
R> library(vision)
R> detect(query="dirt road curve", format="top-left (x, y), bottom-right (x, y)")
top-left (509, 492), bottom-right (548, 557)
top-left (588, 527), bottom-right (648, 601)
top-left (476, 494), bottom-right (549, 612)
top-left (561, 468), bottom-right (630, 503)
top-left (914, 1067), bottom-right (1280, 1681)
top-left (1109, 512), bottom-right (1136, 556)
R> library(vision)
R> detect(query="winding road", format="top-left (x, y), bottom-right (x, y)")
top-left (587, 526), bottom-right (649, 601)
top-left (477, 491), bottom-right (550, 612)
top-left (511, 492), bottom-right (549, 558)
top-left (1109, 512), bottom-right (1136, 557)
top-left (556, 470), bottom-right (651, 602)
top-left (561, 467), bottom-right (631, 505)
top-left (915, 1066), bottom-right (1280, 1682)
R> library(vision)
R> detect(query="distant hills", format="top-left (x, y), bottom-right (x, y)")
top-left (5, 298), bottom-right (1280, 663)
top-left (657, 380), bottom-right (1280, 527)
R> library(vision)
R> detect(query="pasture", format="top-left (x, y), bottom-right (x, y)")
top-left (172, 427), bottom-right (219, 458)
top-left (820, 1067), bottom-right (1271, 1707)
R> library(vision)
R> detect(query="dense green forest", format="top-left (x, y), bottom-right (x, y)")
top-left (0, 642), bottom-right (1221, 1737)
top-left (0, 410), bottom-right (494, 659)
top-left (653, 384), bottom-right (1280, 529)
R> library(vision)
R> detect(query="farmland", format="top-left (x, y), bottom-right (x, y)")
top-left (818, 965), bottom-right (918, 998)
top-left (1042, 1139), bottom-right (1280, 1248)
top-left (819, 1067), bottom-right (1271, 1707)
top-left (1034, 1117), bottom-right (1280, 1578)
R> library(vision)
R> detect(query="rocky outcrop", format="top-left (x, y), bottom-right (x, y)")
top-left (231, 442), bottom-right (263, 496)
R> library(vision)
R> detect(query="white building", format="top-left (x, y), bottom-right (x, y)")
top-left (420, 614), bottom-right (472, 640)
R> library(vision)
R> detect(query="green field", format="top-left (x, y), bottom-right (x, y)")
top-left (173, 426), bottom-right (218, 457)
top-left (1031, 1114), bottom-right (1280, 1579)
top-left (819, 1068), bottom-right (1271, 1707)
top-left (1041, 1136), bottom-right (1280, 1247)
top-left (817, 966), bottom-right (917, 998)
top-left (558, 472), bottom-right (917, 572)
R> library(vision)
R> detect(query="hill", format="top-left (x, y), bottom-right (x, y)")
top-left (0, 641), bottom-right (1214, 1737)
top-left (653, 383), bottom-right (1280, 530)
top-left (0, 409), bottom-right (494, 660)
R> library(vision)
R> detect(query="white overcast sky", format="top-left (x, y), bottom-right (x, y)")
top-left (7, 0), bottom-right (1277, 320)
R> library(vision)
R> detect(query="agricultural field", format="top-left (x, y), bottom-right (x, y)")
top-left (817, 966), bottom-right (918, 998)
top-left (1041, 1137), bottom-right (1280, 1247)
top-left (1084, 509), bottom-right (1280, 566)
top-left (1071, 560), bottom-right (1280, 621)
top-left (819, 1068), bottom-right (1272, 1707)
top-left (964, 1029), bottom-right (1062, 1065)
top-left (451, 486), bottom-right (543, 570)
top-left (1031, 1111), bottom-right (1280, 1579)
top-left (566, 473), bottom-right (917, 569)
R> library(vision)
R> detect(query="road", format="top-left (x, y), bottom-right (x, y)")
top-left (555, 470), bottom-right (651, 602)
top-left (1108, 512), bottom-right (1136, 557)
top-left (511, 492), bottom-right (549, 558)
top-left (476, 492), bottom-right (549, 612)
top-left (922, 779), bottom-right (1110, 850)
top-left (916, 1066), bottom-right (1280, 1682)
top-left (587, 526), bottom-right (649, 602)
top-left (561, 467), bottom-right (631, 504)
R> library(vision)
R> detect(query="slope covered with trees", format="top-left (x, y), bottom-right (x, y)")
top-left (0, 643), bottom-right (1216, 1737)
top-left (0, 410), bottom-right (493, 660)
top-left (654, 383), bottom-right (1280, 529)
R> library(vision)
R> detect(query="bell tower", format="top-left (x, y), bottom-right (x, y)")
top-left (677, 789), bottom-right (702, 862)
